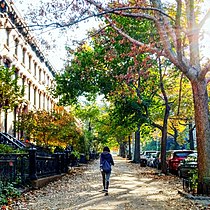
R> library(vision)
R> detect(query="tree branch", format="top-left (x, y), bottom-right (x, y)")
top-left (85, 0), bottom-right (175, 21)
top-left (200, 60), bottom-right (210, 80)
top-left (105, 17), bottom-right (163, 55)
top-left (198, 9), bottom-right (210, 30)
top-left (177, 73), bottom-right (183, 116)
top-left (175, 0), bottom-right (182, 61)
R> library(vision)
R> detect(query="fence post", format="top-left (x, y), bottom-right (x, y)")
top-left (64, 150), bottom-right (70, 173)
top-left (29, 148), bottom-right (37, 180)
top-left (20, 155), bottom-right (26, 184)
top-left (60, 153), bottom-right (65, 173)
top-left (55, 153), bottom-right (61, 174)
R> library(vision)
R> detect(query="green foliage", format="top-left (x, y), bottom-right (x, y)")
top-left (189, 169), bottom-right (198, 190)
top-left (16, 109), bottom-right (81, 148)
top-left (0, 66), bottom-right (24, 111)
top-left (71, 150), bottom-right (80, 159)
top-left (141, 138), bottom-right (160, 151)
top-left (0, 181), bottom-right (21, 206)
top-left (0, 144), bottom-right (25, 154)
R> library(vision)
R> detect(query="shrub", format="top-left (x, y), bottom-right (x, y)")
top-left (71, 150), bottom-right (80, 159)
top-left (189, 169), bottom-right (198, 191)
top-left (0, 181), bottom-right (21, 206)
top-left (0, 144), bottom-right (25, 153)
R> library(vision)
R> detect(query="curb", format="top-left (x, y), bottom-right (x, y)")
top-left (178, 190), bottom-right (210, 200)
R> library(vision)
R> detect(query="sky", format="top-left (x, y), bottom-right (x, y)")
top-left (199, 0), bottom-right (210, 61)
top-left (13, 0), bottom-right (98, 70)
top-left (13, 0), bottom-right (210, 71)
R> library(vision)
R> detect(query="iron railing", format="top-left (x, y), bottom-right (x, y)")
top-left (0, 132), bottom-right (25, 149)
top-left (3, 133), bottom-right (26, 149)
top-left (0, 149), bottom-right (71, 186)
top-left (0, 153), bottom-right (29, 186)
top-left (0, 146), bottom-right (98, 187)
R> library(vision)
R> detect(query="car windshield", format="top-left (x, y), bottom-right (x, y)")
top-left (174, 152), bottom-right (192, 158)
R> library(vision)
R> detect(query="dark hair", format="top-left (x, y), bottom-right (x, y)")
top-left (103, 146), bottom-right (110, 152)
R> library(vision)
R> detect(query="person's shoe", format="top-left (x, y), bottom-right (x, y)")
top-left (101, 189), bottom-right (107, 192)
top-left (104, 192), bottom-right (108, 196)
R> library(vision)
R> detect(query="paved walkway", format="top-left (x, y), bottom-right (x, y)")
top-left (13, 156), bottom-right (209, 210)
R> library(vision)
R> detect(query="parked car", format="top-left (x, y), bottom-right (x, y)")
top-left (167, 150), bottom-right (195, 173)
top-left (140, 151), bottom-right (158, 167)
top-left (177, 152), bottom-right (197, 178)
top-left (147, 152), bottom-right (160, 167)
top-left (154, 151), bottom-right (172, 170)
top-left (153, 152), bottom-right (161, 169)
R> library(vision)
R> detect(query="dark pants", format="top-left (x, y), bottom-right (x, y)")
top-left (101, 171), bottom-right (111, 190)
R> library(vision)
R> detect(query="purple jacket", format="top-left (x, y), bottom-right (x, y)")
top-left (100, 151), bottom-right (114, 169)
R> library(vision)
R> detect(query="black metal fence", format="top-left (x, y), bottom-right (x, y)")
top-left (0, 153), bottom-right (29, 187)
top-left (0, 148), bottom-right (72, 186)
top-left (0, 148), bottom-right (99, 187)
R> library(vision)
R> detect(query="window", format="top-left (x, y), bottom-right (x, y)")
top-left (15, 39), bottom-right (19, 56)
top-left (43, 71), bottom-right (46, 82)
top-left (13, 106), bottom-right (17, 137)
top-left (14, 68), bottom-right (18, 80)
top-left (47, 76), bottom-right (49, 86)
top-left (22, 48), bottom-right (26, 64)
top-left (47, 97), bottom-right (49, 111)
top-left (39, 92), bottom-right (41, 109)
top-left (28, 82), bottom-right (31, 101)
top-left (39, 69), bottom-right (41, 81)
top-left (43, 94), bottom-right (45, 109)
top-left (6, 29), bottom-right (10, 46)
top-left (34, 63), bottom-right (37, 77)
top-left (22, 77), bottom-right (26, 95)
top-left (34, 88), bottom-right (36, 106)
top-left (28, 55), bottom-right (32, 70)
top-left (0, 1), bottom-right (6, 13)
top-left (3, 58), bottom-right (11, 68)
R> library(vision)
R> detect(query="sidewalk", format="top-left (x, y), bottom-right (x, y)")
top-left (12, 156), bottom-right (209, 210)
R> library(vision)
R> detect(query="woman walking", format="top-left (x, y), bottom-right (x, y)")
top-left (100, 146), bottom-right (114, 195)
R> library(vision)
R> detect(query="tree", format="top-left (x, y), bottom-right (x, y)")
top-left (0, 66), bottom-right (24, 132)
top-left (17, 109), bottom-right (81, 149)
top-left (72, 101), bottom-right (132, 154)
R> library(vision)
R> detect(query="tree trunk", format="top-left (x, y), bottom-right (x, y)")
top-left (191, 80), bottom-right (210, 194)
top-left (189, 122), bottom-right (195, 150)
top-left (4, 109), bottom-right (8, 133)
top-left (133, 125), bottom-right (140, 163)
top-left (160, 104), bottom-right (170, 174)
top-left (128, 135), bottom-right (132, 160)
top-left (158, 57), bottom-right (170, 174)
top-left (119, 143), bottom-right (126, 158)
top-left (172, 127), bottom-right (180, 150)
top-left (0, 109), bottom-right (1, 132)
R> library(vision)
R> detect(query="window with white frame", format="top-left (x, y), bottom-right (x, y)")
top-left (34, 62), bottom-right (37, 77)
top-left (15, 39), bottom-right (19, 56)
top-left (39, 68), bottom-right (41, 81)
top-left (28, 82), bottom-right (31, 101)
top-left (22, 48), bottom-right (26, 64)
top-left (34, 87), bottom-right (36, 106)
top-left (28, 55), bottom-right (32, 70)
top-left (6, 29), bottom-right (10, 47)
